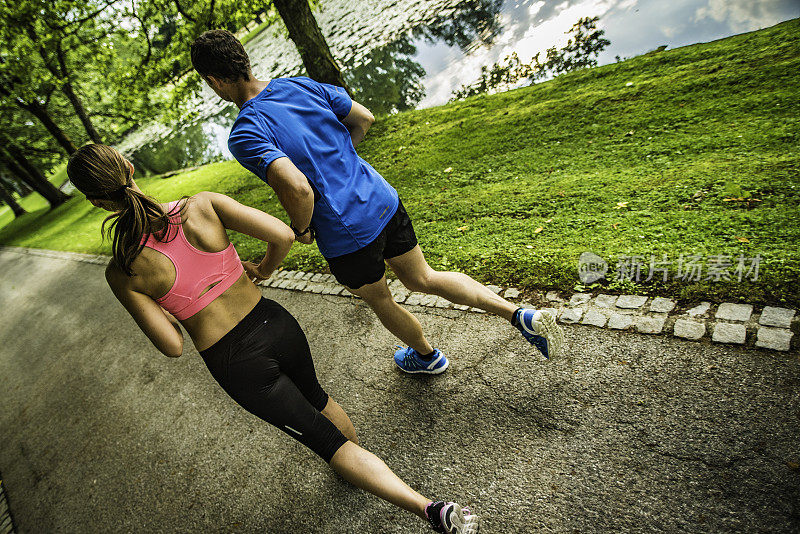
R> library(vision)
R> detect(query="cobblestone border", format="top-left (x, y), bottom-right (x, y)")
top-left (0, 476), bottom-right (17, 534)
top-left (2, 245), bottom-right (796, 353)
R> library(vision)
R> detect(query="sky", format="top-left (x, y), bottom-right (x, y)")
top-left (414, 0), bottom-right (800, 107)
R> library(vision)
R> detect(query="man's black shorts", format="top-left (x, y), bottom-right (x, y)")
top-left (326, 198), bottom-right (418, 289)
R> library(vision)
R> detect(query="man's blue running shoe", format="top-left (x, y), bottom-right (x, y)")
top-left (393, 347), bottom-right (450, 374)
top-left (514, 308), bottom-right (564, 359)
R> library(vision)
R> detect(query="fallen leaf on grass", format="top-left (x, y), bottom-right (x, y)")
top-left (734, 236), bottom-right (750, 243)
top-left (614, 201), bottom-right (629, 209)
top-left (545, 218), bottom-right (553, 223)
top-left (457, 225), bottom-right (469, 232)
top-left (534, 227), bottom-right (543, 234)
top-left (612, 223), bottom-right (619, 229)
top-left (443, 167), bottom-right (453, 173)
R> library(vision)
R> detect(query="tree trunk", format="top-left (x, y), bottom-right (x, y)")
top-left (271, 0), bottom-right (351, 94)
top-left (0, 144), bottom-right (70, 208)
top-left (56, 44), bottom-right (103, 143)
top-left (0, 178), bottom-right (26, 217)
top-left (61, 82), bottom-right (102, 143)
top-left (17, 98), bottom-right (78, 155)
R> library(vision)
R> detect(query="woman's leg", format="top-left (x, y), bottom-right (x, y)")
top-left (321, 397), bottom-right (358, 444)
top-left (330, 441), bottom-right (429, 519)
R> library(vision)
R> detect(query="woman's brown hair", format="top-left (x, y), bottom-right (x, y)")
top-left (66, 144), bottom-right (185, 276)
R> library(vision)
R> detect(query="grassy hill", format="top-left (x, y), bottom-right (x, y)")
top-left (1, 18), bottom-right (798, 306)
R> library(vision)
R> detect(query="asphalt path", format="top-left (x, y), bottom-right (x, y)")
top-left (1, 249), bottom-right (798, 533)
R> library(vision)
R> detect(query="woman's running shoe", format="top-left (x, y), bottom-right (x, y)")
top-left (393, 347), bottom-right (449, 374)
top-left (513, 308), bottom-right (564, 359)
top-left (425, 501), bottom-right (480, 533)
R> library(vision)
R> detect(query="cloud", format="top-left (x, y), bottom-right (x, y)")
top-left (694, 0), bottom-right (796, 32)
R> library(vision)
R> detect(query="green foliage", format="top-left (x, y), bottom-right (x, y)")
top-left (2, 19), bottom-right (799, 307)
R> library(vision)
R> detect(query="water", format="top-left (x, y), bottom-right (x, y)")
top-left (122, 0), bottom-right (799, 175)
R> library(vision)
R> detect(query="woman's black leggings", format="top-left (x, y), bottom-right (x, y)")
top-left (199, 297), bottom-right (348, 462)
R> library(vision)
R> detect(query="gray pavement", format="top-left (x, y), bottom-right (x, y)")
top-left (0, 249), bottom-right (799, 533)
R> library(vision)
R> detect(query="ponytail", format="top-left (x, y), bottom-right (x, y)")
top-left (101, 188), bottom-right (185, 276)
top-left (67, 143), bottom-right (187, 276)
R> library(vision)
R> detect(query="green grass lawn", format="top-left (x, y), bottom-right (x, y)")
top-left (2, 19), bottom-right (799, 306)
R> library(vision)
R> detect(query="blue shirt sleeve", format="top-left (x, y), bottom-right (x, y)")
top-left (314, 80), bottom-right (353, 120)
top-left (228, 113), bottom-right (288, 184)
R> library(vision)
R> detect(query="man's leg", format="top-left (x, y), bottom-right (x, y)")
top-left (387, 245), bottom-right (518, 321)
top-left (345, 275), bottom-right (434, 356)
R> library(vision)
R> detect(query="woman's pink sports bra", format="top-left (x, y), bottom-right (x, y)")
top-left (139, 200), bottom-right (244, 320)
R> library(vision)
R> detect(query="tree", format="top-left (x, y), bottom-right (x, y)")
top-left (0, 138), bottom-right (70, 208)
top-left (271, 0), bottom-right (349, 91)
top-left (4, 0), bottom-right (119, 144)
top-left (0, 176), bottom-right (26, 217)
top-left (0, 77), bottom-right (78, 155)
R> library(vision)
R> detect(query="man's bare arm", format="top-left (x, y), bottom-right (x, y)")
top-left (341, 100), bottom-right (375, 147)
top-left (265, 156), bottom-right (315, 240)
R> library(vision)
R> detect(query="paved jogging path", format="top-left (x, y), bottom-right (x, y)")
top-left (0, 248), bottom-right (798, 533)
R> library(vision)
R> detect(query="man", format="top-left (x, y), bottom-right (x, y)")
top-left (190, 30), bottom-right (563, 374)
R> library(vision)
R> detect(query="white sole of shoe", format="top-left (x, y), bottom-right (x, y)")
top-left (396, 357), bottom-right (450, 374)
top-left (445, 504), bottom-right (480, 534)
top-left (538, 310), bottom-right (564, 360)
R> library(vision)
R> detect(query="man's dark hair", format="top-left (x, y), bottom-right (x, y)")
top-left (190, 29), bottom-right (252, 82)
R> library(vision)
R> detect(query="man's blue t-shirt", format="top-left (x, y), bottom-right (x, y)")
top-left (227, 76), bottom-right (399, 258)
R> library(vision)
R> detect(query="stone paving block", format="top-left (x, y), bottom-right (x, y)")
top-left (594, 294), bottom-right (618, 308)
top-left (504, 288), bottom-right (520, 299)
top-left (755, 326), bottom-right (793, 351)
top-left (617, 295), bottom-right (648, 309)
top-left (434, 296), bottom-right (453, 308)
top-left (321, 274), bottom-right (335, 283)
top-left (311, 273), bottom-right (324, 282)
top-left (306, 283), bottom-right (324, 294)
top-left (559, 308), bottom-right (583, 324)
top-left (608, 314), bottom-right (634, 330)
top-left (759, 307), bottom-right (796, 328)
top-left (470, 307), bottom-right (487, 313)
top-left (635, 315), bottom-right (666, 334)
top-left (390, 286), bottom-right (410, 303)
top-left (293, 281), bottom-right (308, 291)
top-left (405, 292), bottom-right (426, 306)
top-left (673, 319), bottom-right (706, 340)
top-left (302, 272), bottom-right (314, 280)
top-left (686, 302), bottom-right (711, 317)
top-left (276, 270), bottom-right (290, 279)
top-left (716, 303), bottom-right (753, 322)
top-left (650, 297), bottom-right (676, 314)
top-left (581, 308), bottom-right (607, 327)
top-left (453, 304), bottom-right (470, 311)
top-left (276, 279), bottom-right (291, 289)
top-left (546, 291), bottom-right (564, 302)
top-left (486, 285), bottom-right (502, 294)
top-left (569, 293), bottom-right (591, 306)
top-left (418, 294), bottom-right (439, 307)
top-left (322, 285), bottom-right (343, 295)
top-left (712, 322), bottom-right (747, 345)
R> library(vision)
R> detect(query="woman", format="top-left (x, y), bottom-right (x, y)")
top-left (67, 144), bottom-right (480, 533)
